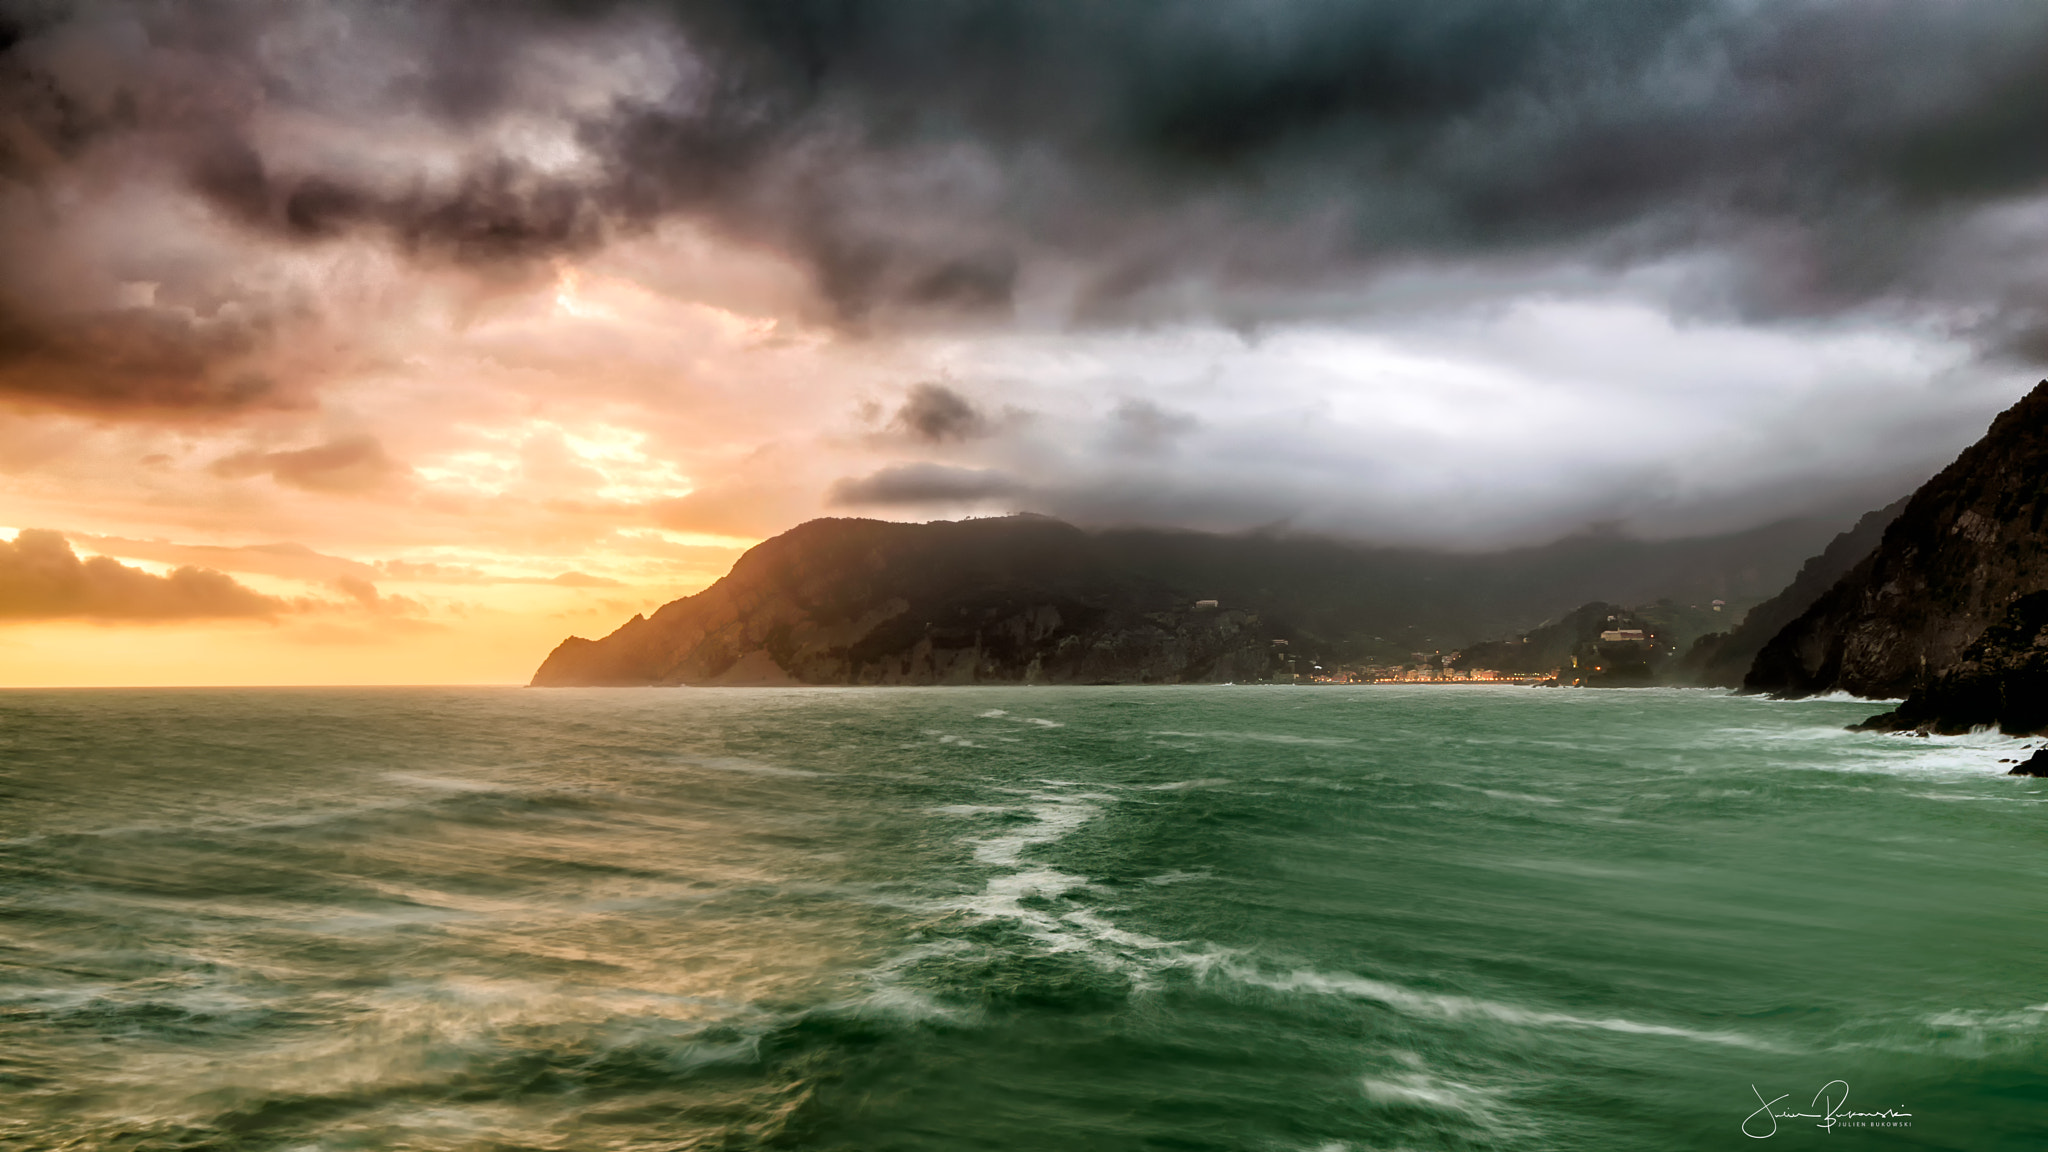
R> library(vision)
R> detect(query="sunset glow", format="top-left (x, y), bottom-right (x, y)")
top-left (4, 0), bottom-right (2046, 684)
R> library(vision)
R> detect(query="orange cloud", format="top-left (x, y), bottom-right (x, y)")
top-left (210, 435), bottom-right (410, 495)
top-left (0, 301), bottom-right (291, 415)
top-left (0, 530), bottom-right (284, 621)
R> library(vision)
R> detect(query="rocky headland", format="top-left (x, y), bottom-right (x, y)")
top-left (1745, 381), bottom-right (2048, 703)
top-left (1855, 591), bottom-right (2048, 735)
top-left (532, 516), bottom-right (1279, 687)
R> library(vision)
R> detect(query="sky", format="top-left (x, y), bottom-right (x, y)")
top-left (3, 0), bottom-right (2047, 685)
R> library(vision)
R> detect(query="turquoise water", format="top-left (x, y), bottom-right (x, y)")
top-left (3, 686), bottom-right (2045, 1150)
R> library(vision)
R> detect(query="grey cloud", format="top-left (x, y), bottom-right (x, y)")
top-left (188, 132), bottom-right (606, 265)
top-left (0, 528), bottom-right (284, 621)
top-left (1110, 399), bottom-right (1198, 452)
top-left (828, 463), bottom-right (1027, 507)
top-left (11, 0), bottom-right (2048, 516)
top-left (891, 383), bottom-right (989, 443)
top-left (13, 0), bottom-right (2048, 338)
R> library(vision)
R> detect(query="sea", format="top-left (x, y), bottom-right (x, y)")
top-left (3, 685), bottom-right (2044, 1151)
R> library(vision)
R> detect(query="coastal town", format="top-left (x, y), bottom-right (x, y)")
top-left (1257, 609), bottom-right (1682, 686)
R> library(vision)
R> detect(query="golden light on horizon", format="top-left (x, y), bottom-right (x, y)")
top-left (0, 525), bottom-right (738, 686)
top-left (2, 0), bottom-right (2038, 687)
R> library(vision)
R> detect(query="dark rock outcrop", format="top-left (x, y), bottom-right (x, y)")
top-left (1856, 591), bottom-right (2048, 734)
top-left (2007, 749), bottom-right (2048, 777)
top-left (1746, 381), bottom-right (2048, 699)
top-left (1677, 496), bottom-right (1910, 687)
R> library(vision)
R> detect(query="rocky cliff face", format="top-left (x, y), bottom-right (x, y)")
top-left (1746, 380), bottom-right (2048, 699)
top-left (531, 516), bottom-right (1278, 687)
top-left (1678, 495), bottom-right (1910, 687)
top-left (1855, 591), bottom-right (2048, 734)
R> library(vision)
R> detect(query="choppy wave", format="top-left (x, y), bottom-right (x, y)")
top-left (5, 685), bottom-right (2044, 1150)
top-left (1226, 965), bottom-right (1776, 1050)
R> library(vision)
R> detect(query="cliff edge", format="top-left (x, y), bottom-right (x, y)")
top-left (1856, 591), bottom-right (2048, 734)
top-left (1746, 381), bottom-right (2048, 699)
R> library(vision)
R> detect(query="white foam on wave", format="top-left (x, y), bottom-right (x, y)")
top-left (1853, 736), bottom-right (2041, 781)
top-left (1740, 691), bottom-right (1906, 706)
top-left (1351, 1049), bottom-right (1548, 1146)
top-left (1926, 1004), bottom-right (2048, 1032)
top-left (1228, 964), bottom-right (1776, 1051)
top-left (936, 786), bottom-right (1232, 984)
top-left (1359, 1068), bottom-right (1499, 1116)
top-left (971, 794), bottom-right (1099, 868)
top-left (1712, 719), bottom-right (2041, 779)
top-left (977, 708), bottom-right (1066, 728)
top-left (834, 939), bottom-right (979, 1024)
top-left (1715, 724), bottom-right (1866, 744)
top-left (924, 778), bottom-right (1770, 1068)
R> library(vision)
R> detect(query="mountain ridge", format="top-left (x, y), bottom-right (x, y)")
top-left (532, 511), bottom-right (1863, 687)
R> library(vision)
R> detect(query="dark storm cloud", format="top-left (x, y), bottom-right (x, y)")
top-left (187, 133), bottom-right (607, 265)
top-left (470, 0), bottom-right (2048, 326)
top-left (11, 0), bottom-right (2048, 414)
top-left (0, 529), bottom-right (284, 620)
top-left (891, 383), bottom-right (989, 443)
